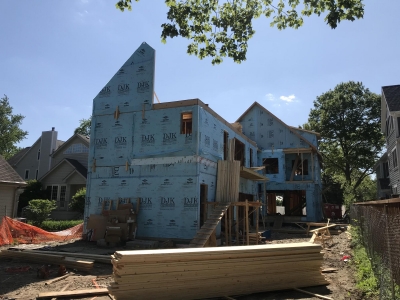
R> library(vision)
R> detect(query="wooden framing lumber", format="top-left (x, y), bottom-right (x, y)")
top-left (37, 288), bottom-right (108, 299)
top-left (294, 288), bottom-right (333, 300)
top-left (108, 242), bottom-right (326, 300)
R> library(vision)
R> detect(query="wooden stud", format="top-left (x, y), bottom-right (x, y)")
top-left (245, 199), bottom-right (249, 245)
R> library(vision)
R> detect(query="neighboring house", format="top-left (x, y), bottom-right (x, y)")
top-left (0, 156), bottom-right (26, 219)
top-left (381, 84), bottom-right (400, 196)
top-left (237, 102), bottom-right (323, 221)
top-left (8, 130), bottom-right (89, 220)
top-left (7, 128), bottom-right (63, 181)
top-left (373, 152), bottom-right (391, 199)
top-left (40, 133), bottom-right (89, 220)
top-left (84, 42), bottom-right (323, 241)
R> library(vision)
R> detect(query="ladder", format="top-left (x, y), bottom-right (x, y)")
top-left (189, 204), bottom-right (230, 247)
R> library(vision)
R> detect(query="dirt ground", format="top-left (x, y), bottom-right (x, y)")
top-left (0, 227), bottom-right (369, 300)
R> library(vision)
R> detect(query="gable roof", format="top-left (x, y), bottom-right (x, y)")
top-left (51, 133), bottom-right (89, 157)
top-left (0, 156), bottom-right (26, 185)
top-left (39, 158), bottom-right (87, 182)
top-left (7, 147), bottom-right (31, 166)
top-left (236, 102), bottom-right (320, 154)
top-left (382, 85), bottom-right (400, 112)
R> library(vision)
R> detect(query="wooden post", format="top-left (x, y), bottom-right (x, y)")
top-left (245, 200), bottom-right (249, 245)
top-left (263, 182), bottom-right (267, 229)
top-left (136, 197), bottom-right (140, 213)
top-left (224, 209), bottom-right (228, 246)
top-left (311, 152), bottom-right (314, 181)
top-left (228, 205), bottom-right (232, 246)
top-left (256, 202), bottom-right (259, 245)
top-left (235, 205), bottom-right (239, 245)
top-left (301, 152), bottom-right (304, 181)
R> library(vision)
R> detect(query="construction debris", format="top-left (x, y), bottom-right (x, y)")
top-left (109, 242), bottom-right (327, 300)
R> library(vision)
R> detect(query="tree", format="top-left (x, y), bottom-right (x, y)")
top-left (74, 118), bottom-right (91, 136)
top-left (69, 187), bottom-right (86, 215)
top-left (308, 81), bottom-right (384, 204)
top-left (24, 199), bottom-right (56, 226)
top-left (0, 95), bottom-right (28, 159)
top-left (116, 0), bottom-right (364, 64)
top-left (18, 180), bottom-right (47, 214)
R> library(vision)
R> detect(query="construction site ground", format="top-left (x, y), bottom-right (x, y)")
top-left (0, 228), bottom-right (371, 300)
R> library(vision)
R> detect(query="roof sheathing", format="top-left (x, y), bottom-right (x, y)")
top-left (236, 102), bottom-right (319, 154)
top-left (153, 99), bottom-right (258, 147)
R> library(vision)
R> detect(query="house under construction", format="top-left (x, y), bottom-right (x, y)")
top-left (84, 42), bottom-right (323, 241)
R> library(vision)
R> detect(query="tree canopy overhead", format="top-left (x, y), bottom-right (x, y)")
top-left (0, 95), bottom-right (28, 160)
top-left (74, 118), bottom-right (91, 137)
top-left (308, 81), bottom-right (384, 204)
top-left (116, 0), bottom-right (364, 64)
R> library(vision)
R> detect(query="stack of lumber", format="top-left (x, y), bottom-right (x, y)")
top-left (109, 242), bottom-right (327, 300)
top-left (0, 250), bottom-right (94, 271)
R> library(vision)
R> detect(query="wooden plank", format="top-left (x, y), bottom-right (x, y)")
top-left (113, 242), bottom-right (322, 260)
top-left (37, 288), bottom-right (109, 299)
top-left (235, 205), bottom-right (239, 245)
top-left (293, 288), bottom-right (333, 300)
top-left (245, 200), bottom-right (249, 245)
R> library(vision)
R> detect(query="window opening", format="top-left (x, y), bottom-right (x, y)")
top-left (181, 112), bottom-right (192, 135)
top-left (59, 186), bottom-right (66, 208)
top-left (234, 138), bottom-right (245, 166)
top-left (392, 148), bottom-right (398, 169)
top-left (24, 170), bottom-right (29, 180)
top-left (292, 159), bottom-right (309, 175)
top-left (263, 158), bottom-right (279, 174)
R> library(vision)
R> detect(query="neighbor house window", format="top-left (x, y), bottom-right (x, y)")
top-left (64, 143), bottom-right (89, 154)
top-left (37, 149), bottom-right (41, 160)
top-left (35, 169), bottom-right (39, 180)
top-left (383, 161), bottom-right (389, 178)
top-left (181, 112), bottom-right (192, 135)
top-left (292, 159), bottom-right (309, 175)
top-left (392, 148), bottom-right (398, 169)
top-left (263, 158), bottom-right (279, 174)
top-left (24, 169), bottom-right (29, 180)
top-left (47, 185), bottom-right (67, 209)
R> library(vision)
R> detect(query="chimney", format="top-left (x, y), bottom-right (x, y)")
top-left (52, 127), bottom-right (55, 131)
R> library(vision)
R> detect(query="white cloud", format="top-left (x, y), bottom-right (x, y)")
top-left (280, 94), bottom-right (296, 103)
top-left (265, 93), bottom-right (275, 101)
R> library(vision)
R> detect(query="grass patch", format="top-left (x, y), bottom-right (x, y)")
top-left (349, 225), bottom-right (379, 298)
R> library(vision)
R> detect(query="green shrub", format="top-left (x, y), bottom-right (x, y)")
top-left (69, 188), bottom-right (86, 214)
top-left (39, 220), bottom-right (83, 231)
top-left (18, 180), bottom-right (47, 214)
top-left (24, 199), bottom-right (56, 226)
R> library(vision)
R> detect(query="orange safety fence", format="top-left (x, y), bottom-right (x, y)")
top-left (0, 216), bottom-right (83, 246)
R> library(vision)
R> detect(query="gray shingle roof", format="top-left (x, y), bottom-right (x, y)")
top-left (65, 158), bottom-right (87, 179)
top-left (382, 85), bottom-right (400, 112)
top-left (0, 156), bottom-right (26, 184)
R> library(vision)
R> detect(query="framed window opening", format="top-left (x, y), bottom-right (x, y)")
top-left (181, 112), bottom-right (192, 135)
top-left (234, 138), bottom-right (245, 166)
top-left (263, 158), bottom-right (279, 174)
top-left (24, 169), bottom-right (29, 180)
top-left (292, 159), bottom-right (309, 175)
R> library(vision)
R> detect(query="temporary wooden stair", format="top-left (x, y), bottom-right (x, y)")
top-left (189, 203), bottom-right (230, 247)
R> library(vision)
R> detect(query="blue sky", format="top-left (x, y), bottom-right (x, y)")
top-left (1, 0), bottom-right (399, 148)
